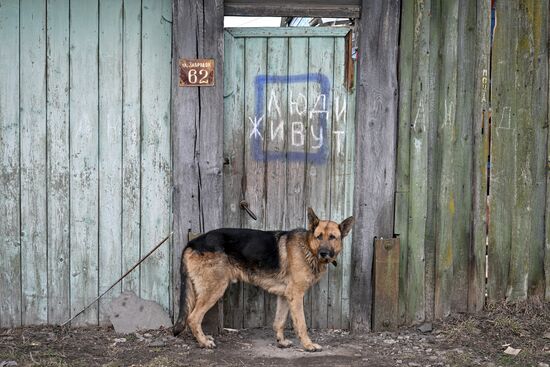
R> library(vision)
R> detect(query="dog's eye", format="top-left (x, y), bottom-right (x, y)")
top-left (329, 235), bottom-right (336, 240)
top-left (316, 234), bottom-right (323, 240)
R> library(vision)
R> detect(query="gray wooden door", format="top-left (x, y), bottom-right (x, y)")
top-left (223, 27), bottom-right (356, 330)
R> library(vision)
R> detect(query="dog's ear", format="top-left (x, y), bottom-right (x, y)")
top-left (339, 216), bottom-right (355, 238)
top-left (307, 207), bottom-right (320, 231)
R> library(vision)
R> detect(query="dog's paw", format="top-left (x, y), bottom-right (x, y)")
top-left (199, 339), bottom-right (216, 349)
top-left (303, 342), bottom-right (322, 352)
top-left (173, 323), bottom-right (185, 337)
top-left (277, 339), bottom-right (293, 348)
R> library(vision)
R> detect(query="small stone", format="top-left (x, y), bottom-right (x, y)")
top-left (426, 348), bottom-right (433, 353)
top-left (354, 353), bottom-right (361, 357)
top-left (384, 339), bottom-right (397, 344)
top-left (538, 363), bottom-right (549, 367)
top-left (0, 362), bottom-right (18, 367)
top-left (149, 340), bottom-right (166, 348)
top-left (408, 363), bottom-right (421, 367)
top-left (418, 323), bottom-right (433, 333)
top-left (396, 360), bottom-right (402, 364)
top-left (144, 333), bottom-right (152, 338)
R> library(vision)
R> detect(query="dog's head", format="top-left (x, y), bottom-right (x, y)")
top-left (307, 207), bottom-right (354, 266)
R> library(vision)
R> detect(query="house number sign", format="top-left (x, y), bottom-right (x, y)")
top-left (179, 58), bottom-right (215, 87)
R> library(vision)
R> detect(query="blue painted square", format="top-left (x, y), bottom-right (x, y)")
top-left (253, 73), bottom-right (330, 164)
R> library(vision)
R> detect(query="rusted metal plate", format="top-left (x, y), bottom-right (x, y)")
top-left (179, 59), bottom-right (215, 87)
top-left (373, 237), bottom-right (400, 331)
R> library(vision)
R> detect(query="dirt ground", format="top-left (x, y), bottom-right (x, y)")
top-left (1, 302), bottom-right (550, 367)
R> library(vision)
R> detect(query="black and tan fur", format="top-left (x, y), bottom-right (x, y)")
top-left (173, 208), bottom-right (354, 352)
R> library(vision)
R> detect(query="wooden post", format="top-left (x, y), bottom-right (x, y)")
top-left (350, 0), bottom-right (400, 332)
top-left (172, 0), bottom-right (224, 333)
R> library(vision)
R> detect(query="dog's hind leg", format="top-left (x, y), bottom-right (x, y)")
top-left (273, 296), bottom-right (292, 348)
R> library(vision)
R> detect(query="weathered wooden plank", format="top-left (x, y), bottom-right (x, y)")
top-left (405, 0), bottom-right (429, 325)
top-left (328, 35), bottom-right (347, 329)
top-left (69, 0), bottom-right (99, 325)
top-left (46, 0), bottom-right (71, 324)
top-left (264, 37), bottom-right (289, 328)
top-left (508, 0), bottom-right (547, 300)
top-left (395, 0), bottom-right (414, 325)
top-left (172, 0), bottom-right (224, 330)
top-left (423, 0), bottom-right (441, 323)
top-left (450, 0), bottom-right (476, 313)
top-left (226, 27), bottom-right (350, 38)
top-left (242, 36), bottom-right (268, 328)
top-left (434, 0), bottom-right (458, 320)
top-left (121, 0), bottom-right (142, 295)
top-left (0, 0), bottom-right (22, 328)
top-left (222, 32), bottom-right (245, 328)
top-left (285, 36), bottom-right (309, 327)
top-left (340, 62), bottom-right (356, 329)
top-left (98, 0), bottom-right (123, 323)
top-left (351, 0), bottom-right (400, 331)
top-left (469, 0), bottom-right (491, 312)
top-left (20, 0), bottom-right (47, 325)
top-left (372, 238), bottom-right (400, 331)
top-left (307, 37), bottom-right (334, 330)
top-left (140, 0), bottom-right (172, 312)
top-left (224, 4), bottom-right (359, 18)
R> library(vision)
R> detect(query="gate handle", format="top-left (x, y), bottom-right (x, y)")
top-left (240, 200), bottom-right (257, 221)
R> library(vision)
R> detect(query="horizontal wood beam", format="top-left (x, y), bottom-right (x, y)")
top-left (224, 4), bottom-right (360, 18)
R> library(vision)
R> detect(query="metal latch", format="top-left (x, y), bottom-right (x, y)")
top-left (239, 200), bottom-right (257, 221)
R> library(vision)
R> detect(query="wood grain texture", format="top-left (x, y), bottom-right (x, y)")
top-left (489, 0), bottom-right (548, 302)
top-left (46, 0), bottom-right (71, 324)
top-left (20, 0), bottom-right (48, 325)
top-left (395, 0), bottom-right (414, 325)
top-left (69, 0), bottom-right (100, 325)
top-left (0, 0), bottom-right (22, 328)
top-left (121, 0), bottom-right (142, 295)
top-left (222, 32), bottom-right (245, 329)
top-left (350, 0), bottom-right (400, 331)
top-left (224, 2), bottom-right (360, 18)
top-left (328, 35), bottom-right (348, 329)
top-left (172, 0), bottom-right (224, 330)
top-left (264, 37), bottom-right (289, 328)
top-left (285, 36), bottom-right (310, 327)
top-left (242, 37), bottom-right (268, 328)
top-left (98, 0), bottom-right (123, 322)
top-left (140, 0), bottom-right (172, 312)
top-left (469, 0), bottom-right (491, 312)
top-left (307, 36), bottom-right (334, 330)
top-left (433, 0), bottom-right (458, 320)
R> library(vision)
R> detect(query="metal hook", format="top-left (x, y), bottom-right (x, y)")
top-left (239, 200), bottom-right (257, 221)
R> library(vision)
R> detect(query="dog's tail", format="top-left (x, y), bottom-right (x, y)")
top-left (173, 249), bottom-right (192, 336)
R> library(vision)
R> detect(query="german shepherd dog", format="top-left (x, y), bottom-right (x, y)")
top-left (173, 208), bottom-right (354, 352)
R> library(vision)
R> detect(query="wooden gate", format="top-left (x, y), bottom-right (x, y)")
top-left (222, 27), bottom-right (356, 330)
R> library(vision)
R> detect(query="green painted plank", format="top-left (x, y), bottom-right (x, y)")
top-left (328, 36), bottom-right (347, 329)
top-left (307, 36), bottom-right (334, 330)
top-left (508, 0), bottom-right (547, 300)
top-left (0, 0), bottom-right (21, 328)
top-left (222, 32), bottom-right (245, 329)
top-left (451, 0), bottom-right (476, 313)
top-left (242, 36), bottom-right (267, 328)
top-left (121, 0), bottom-right (142, 295)
top-left (70, 0), bottom-right (99, 325)
top-left (395, 0), bottom-right (414, 325)
top-left (99, 0), bottom-right (123, 323)
top-left (46, 0), bottom-right (71, 324)
top-left (469, 0), bottom-right (491, 312)
top-left (434, 0), bottom-right (458, 319)
top-left (285, 36), bottom-right (309, 328)
top-left (140, 0), bottom-right (172, 312)
top-left (423, 0), bottom-right (441, 323)
top-left (406, 0), bottom-right (431, 324)
top-left (226, 27), bottom-right (350, 38)
top-left (340, 62), bottom-right (356, 330)
top-left (20, 0), bottom-right (47, 325)
top-left (264, 36), bottom-right (289, 328)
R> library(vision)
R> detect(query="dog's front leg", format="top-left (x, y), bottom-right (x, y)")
top-left (287, 293), bottom-right (322, 352)
top-left (273, 296), bottom-right (292, 348)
